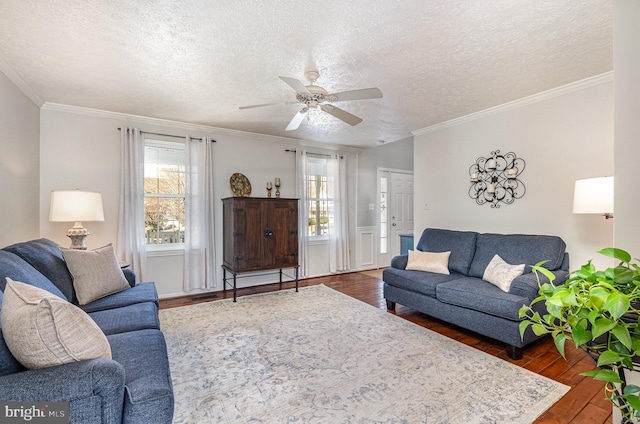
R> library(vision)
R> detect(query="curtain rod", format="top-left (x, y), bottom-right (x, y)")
top-left (117, 128), bottom-right (216, 142)
top-left (285, 149), bottom-right (343, 159)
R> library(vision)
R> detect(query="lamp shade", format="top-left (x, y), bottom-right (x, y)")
top-left (49, 190), bottom-right (105, 222)
top-left (572, 176), bottom-right (614, 215)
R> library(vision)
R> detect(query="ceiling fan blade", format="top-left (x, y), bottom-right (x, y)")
top-left (320, 104), bottom-right (363, 126)
top-left (286, 110), bottom-right (309, 131)
top-left (238, 102), bottom-right (280, 110)
top-left (329, 87), bottom-right (383, 102)
top-left (279, 76), bottom-right (309, 93)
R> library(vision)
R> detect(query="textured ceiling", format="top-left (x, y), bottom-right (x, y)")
top-left (0, 0), bottom-right (612, 147)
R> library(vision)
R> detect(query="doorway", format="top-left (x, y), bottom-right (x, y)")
top-left (377, 169), bottom-right (414, 267)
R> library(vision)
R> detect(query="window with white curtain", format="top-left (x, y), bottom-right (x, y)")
top-left (143, 139), bottom-right (186, 246)
top-left (307, 156), bottom-right (331, 239)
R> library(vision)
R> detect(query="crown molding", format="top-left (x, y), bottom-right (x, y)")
top-left (0, 53), bottom-right (44, 107)
top-left (41, 102), bottom-right (361, 153)
top-left (412, 71), bottom-right (614, 137)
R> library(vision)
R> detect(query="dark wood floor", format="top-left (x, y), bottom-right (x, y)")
top-left (159, 271), bottom-right (613, 424)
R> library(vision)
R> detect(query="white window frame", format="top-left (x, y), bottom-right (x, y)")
top-left (144, 138), bottom-right (186, 253)
top-left (307, 156), bottom-right (332, 242)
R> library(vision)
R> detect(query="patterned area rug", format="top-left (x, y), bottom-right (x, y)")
top-left (159, 285), bottom-right (569, 423)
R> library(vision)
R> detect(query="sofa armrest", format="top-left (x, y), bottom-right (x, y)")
top-left (0, 358), bottom-right (125, 420)
top-left (390, 254), bottom-right (408, 270)
top-left (122, 268), bottom-right (136, 287)
top-left (509, 270), bottom-right (570, 302)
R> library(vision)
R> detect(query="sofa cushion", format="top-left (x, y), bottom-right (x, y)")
top-left (435, 277), bottom-right (530, 321)
top-left (79, 281), bottom-right (159, 313)
top-left (0, 250), bottom-right (66, 300)
top-left (0, 289), bottom-right (26, 377)
top-left (482, 254), bottom-right (525, 292)
top-left (107, 329), bottom-right (174, 423)
top-left (416, 228), bottom-right (478, 275)
top-left (406, 250), bottom-right (450, 274)
top-left (1, 278), bottom-right (112, 369)
top-left (3, 238), bottom-right (76, 303)
top-left (89, 302), bottom-right (160, 336)
top-left (468, 233), bottom-right (566, 278)
top-left (382, 268), bottom-right (465, 298)
top-left (62, 244), bottom-right (131, 305)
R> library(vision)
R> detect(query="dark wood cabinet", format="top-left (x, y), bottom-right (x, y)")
top-left (222, 197), bottom-right (299, 300)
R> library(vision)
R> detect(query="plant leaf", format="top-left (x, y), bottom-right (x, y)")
top-left (605, 291), bottom-right (631, 321)
top-left (582, 369), bottom-right (624, 383)
top-left (532, 323), bottom-right (550, 337)
top-left (592, 317), bottom-right (617, 339)
top-left (599, 248), bottom-right (632, 263)
top-left (622, 393), bottom-right (640, 413)
top-left (553, 332), bottom-right (567, 358)
top-left (624, 385), bottom-right (640, 395)
top-left (597, 350), bottom-right (623, 367)
top-left (611, 324), bottom-right (633, 350)
top-left (571, 325), bottom-right (592, 347)
top-left (519, 320), bottom-right (531, 339)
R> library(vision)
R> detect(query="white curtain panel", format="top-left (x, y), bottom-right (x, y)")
top-left (295, 149), bottom-right (310, 278)
top-left (328, 154), bottom-right (350, 273)
top-left (116, 126), bottom-right (147, 280)
top-left (183, 135), bottom-right (216, 292)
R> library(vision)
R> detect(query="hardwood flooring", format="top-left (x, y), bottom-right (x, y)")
top-left (159, 270), bottom-right (613, 424)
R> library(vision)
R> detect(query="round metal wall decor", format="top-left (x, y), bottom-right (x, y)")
top-left (468, 150), bottom-right (525, 208)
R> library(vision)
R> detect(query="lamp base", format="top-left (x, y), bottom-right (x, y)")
top-left (66, 222), bottom-right (89, 250)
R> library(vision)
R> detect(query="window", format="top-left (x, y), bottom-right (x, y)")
top-left (144, 140), bottom-right (185, 245)
top-left (307, 157), bottom-right (330, 238)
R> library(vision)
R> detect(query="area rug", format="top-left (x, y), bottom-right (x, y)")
top-left (159, 285), bottom-right (569, 423)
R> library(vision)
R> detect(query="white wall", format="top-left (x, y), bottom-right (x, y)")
top-left (357, 137), bottom-right (414, 227)
top-left (0, 70), bottom-right (40, 246)
top-left (613, 0), bottom-right (640, 256)
top-left (38, 104), bottom-right (361, 297)
top-left (413, 76), bottom-right (614, 270)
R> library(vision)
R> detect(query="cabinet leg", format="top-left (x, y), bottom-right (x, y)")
top-left (295, 267), bottom-right (299, 292)
top-left (279, 269), bottom-right (283, 284)
top-left (233, 273), bottom-right (237, 302)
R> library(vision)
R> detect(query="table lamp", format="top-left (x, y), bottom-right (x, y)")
top-left (49, 190), bottom-right (105, 249)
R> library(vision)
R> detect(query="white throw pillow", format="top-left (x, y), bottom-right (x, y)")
top-left (482, 254), bottom-right (526, 292)
top-left (62, 244), bottom-right (131, 305)
top-left (406, 250), bottom-right (451, 275)
top-left (1, 278), bottom-right (111, 369)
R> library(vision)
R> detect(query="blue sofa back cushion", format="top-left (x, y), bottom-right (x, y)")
top-left (468, 233), bottom-right (567, 278)
top-left (3, 239), bottom-right (76, 303)
top-left (0, 250), bottom-right (66, 300)
top-left (417, 228), bottom-right (478, 275)
top-left (0, 290), bottom-right (26, 377)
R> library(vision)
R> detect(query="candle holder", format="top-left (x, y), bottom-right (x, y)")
top-left (266, 182), bottom-right (272, 198)
top-left (468, 150), bottom-right (526, 208)
top-left (274, 177), bottom-right (281, 198)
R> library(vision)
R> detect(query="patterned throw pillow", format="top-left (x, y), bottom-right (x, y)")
top-left (405, 250), bottom-right (451, 275)
top-left (1, 278), bottom-right (111, 369)
top-left (62, 244), bottom-right (131, 305)
top-left (482, 254), bottom-right (525, 292)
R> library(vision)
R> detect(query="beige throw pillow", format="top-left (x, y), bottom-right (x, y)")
top-left (406, 250), bottom-right (451, 275)
top-left (62, 244), bottom-right (131, 305)
top-left (1, 278), bottom-right (111, 369)
top-left (482, 254), bottom-right (526, 292)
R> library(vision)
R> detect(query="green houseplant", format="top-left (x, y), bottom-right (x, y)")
top-left (519, 248), bottom-right (640, 424)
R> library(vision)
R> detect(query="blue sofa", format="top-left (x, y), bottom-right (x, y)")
top-left (0, 239), bottom-right (174, 424)
top-left (383, 228), bottom-right (569, 360)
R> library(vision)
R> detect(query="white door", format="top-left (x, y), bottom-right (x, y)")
top-left (390, 172), bottom-right (414, 257)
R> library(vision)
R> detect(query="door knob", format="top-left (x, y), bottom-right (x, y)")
top-left (392, 223), bottom-right (397, 226)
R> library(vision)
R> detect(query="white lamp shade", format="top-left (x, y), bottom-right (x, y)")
top-left (572, 176), bottom-right (614, 214)
top-left (49, 190), bottom-right (105, 222)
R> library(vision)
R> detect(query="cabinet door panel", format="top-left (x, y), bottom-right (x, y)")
top-left (241, 199), bottom-right (267, 270)
top-left (271, 200), bottom-right (298, 268)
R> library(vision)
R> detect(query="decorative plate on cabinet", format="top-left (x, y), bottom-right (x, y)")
top-left (230, 173), bottom-right (251, 197)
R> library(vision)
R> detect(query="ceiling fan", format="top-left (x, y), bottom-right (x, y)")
top-left (239, 70), bottom-right (383, 131)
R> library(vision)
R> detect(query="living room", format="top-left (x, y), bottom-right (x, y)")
top-left (1, 1), bottom-right (639, 423)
